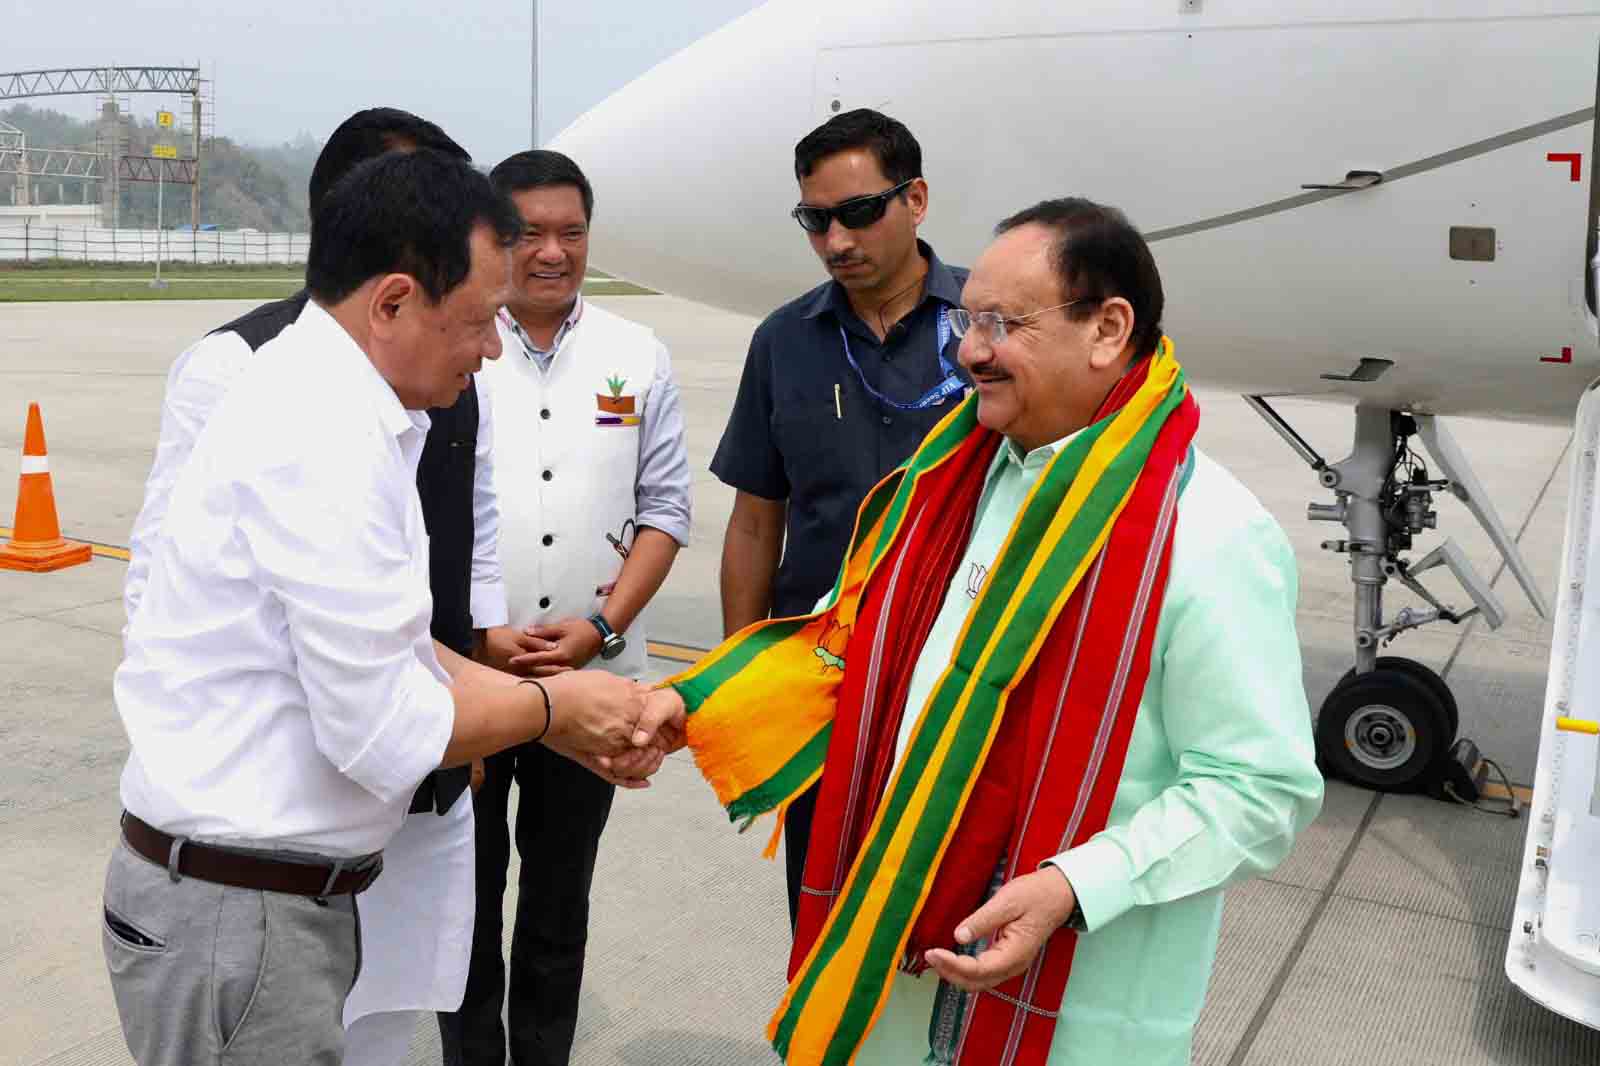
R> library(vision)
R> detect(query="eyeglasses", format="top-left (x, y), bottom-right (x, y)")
top-left (948, 300), bottom-right (1091, 345)
top-left (791, 179), bottom-right (915, 234)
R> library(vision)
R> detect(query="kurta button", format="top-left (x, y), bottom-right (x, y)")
top-left (540, 408), bottom-right (551, 420)
top-left (542, 469), bottom-right (553, 481)
top-left (539, 596), bottom-right (551, 609)
top-left (542, 534), bottom-right (554, 546)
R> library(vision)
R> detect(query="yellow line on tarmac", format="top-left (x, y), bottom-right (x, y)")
top-left (0, 526), bottom-right (130, 562)
top-left (1483, 780), bottom-right (1536, 804)
top-left (646, 640), bottom-right (707, 665)
top-left (2, 524), bottom-right (712, 663)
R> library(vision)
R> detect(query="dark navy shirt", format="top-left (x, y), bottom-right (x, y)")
top-left (711, 242), bottom-right (970, 618)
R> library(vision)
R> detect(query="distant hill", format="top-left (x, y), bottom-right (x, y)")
top-left (2, 104), bottom-right (315, 232)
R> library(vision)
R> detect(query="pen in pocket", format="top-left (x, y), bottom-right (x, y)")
top-left (834, 383), bottom-right (842, 420)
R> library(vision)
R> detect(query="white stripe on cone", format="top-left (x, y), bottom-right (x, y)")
top-left (20, 456), bottom-right (48, 475)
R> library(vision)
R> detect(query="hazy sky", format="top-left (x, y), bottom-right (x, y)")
top-left (3, 0), bottom-right (762, 164)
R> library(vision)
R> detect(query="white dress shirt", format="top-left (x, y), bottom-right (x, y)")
top-left (125, 307), bottom-right (507, 637)
top-left (116, 301), bottom-right (456, 857)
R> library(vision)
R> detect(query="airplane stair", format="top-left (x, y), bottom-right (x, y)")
top-left (1506, 379), bottom-right (1600, 1029)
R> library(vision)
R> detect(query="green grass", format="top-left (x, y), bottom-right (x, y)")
top-left (0, 275), bottom-right (303, 302)
top-left (0, 260), bottom-right (305, 276)
top-left (0, 263), bottom-right (655, 302)
top-left (583, 279), bottom-right (655, 297)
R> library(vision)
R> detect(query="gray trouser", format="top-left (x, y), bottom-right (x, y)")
top-left (102, 839), bottom-right (363, 1065)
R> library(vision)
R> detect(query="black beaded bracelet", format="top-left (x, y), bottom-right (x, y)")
top-left (519, 678), bottom-right (552, 743)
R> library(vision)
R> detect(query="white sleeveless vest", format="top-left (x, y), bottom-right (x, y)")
top-left (480, 303), bottom-right (660, 679)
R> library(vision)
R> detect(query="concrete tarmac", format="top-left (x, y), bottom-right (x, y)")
top-left (1, 296), bottom-right (1596, 1065)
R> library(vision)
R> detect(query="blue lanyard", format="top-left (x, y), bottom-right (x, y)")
top-left (836, 306), bottom-right (963, 412)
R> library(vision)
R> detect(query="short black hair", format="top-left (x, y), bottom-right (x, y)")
top-left (995, 198), bottom-right (1165, 360)
top-left (794, 108), bottom-right (922, 186)
top-left (490, 149), bottom-right (594, 222)
top-left (306, 149), bottom-right (521, 306)
top-left (307, 108), bottom-right (470, 217)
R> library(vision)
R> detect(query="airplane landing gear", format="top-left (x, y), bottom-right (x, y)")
top-left (1318, 659), bottom-right (1454, 792)
top-left (1246, 399), bottom-right (1548, 793)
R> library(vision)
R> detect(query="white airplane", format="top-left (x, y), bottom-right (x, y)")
top-left (551, 0), bottom-right (1600, 1032)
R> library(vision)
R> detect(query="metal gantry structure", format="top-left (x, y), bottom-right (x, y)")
top-left (0, 66), bottom-right (207, 226)
top-left (0, 67), bottom-right (201, 101)
top-left (0, 147), bottom-right (104, 180)
top-left (117, 155), bottom-right (196, 185)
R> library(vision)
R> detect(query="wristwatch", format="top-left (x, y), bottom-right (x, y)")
top-left (588, 613), bottom-right (627, 661)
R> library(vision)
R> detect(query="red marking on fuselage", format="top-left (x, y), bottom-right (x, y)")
top-left (1548, 153), bottom-right (1583, 182)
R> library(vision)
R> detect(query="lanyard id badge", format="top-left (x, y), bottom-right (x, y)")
top-left (837, 306), bottom-right (963, 412)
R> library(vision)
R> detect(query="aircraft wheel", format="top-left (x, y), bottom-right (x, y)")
top-left (1316, 667), bottom-right (1450, 792)
top-left (1338, 656), bottom-right (1459, 744)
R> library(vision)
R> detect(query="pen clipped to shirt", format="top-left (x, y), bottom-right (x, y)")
top-left (834, 383), bottom-right (842, 420)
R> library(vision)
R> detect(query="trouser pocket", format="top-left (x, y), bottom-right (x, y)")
top-left (103, 842), bottom-right (199, 1065)
top-left (104, 906), bottom-right (165, 952)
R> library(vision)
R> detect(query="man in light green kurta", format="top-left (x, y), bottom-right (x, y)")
top-left (848, 202), bottom-right (1324, 1064)
top-left (634, 199), bottom-right (1323, 1066)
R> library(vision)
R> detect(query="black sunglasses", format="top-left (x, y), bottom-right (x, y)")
top-left (791, 179), bottom-right (915, 234)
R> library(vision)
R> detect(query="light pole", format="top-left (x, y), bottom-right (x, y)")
top-left (150, 161), bottom-right (167, 290)
top-left (531, 0), bottom-right (540, 147)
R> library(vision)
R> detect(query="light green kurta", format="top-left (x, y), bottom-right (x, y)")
top-left (851, 436), bottom-right (1325, 1066)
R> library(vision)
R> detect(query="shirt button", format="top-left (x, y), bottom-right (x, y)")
top-left (539, 596), bottom-right (551, 609)
top-left (881, 414), bottom-right (893, 425)
top-left (542, 469), bottom-right (553, 482)
top-left (542, 534), bottom-right (554, 546)
top-left (540, 408), bottom-right (551, 420)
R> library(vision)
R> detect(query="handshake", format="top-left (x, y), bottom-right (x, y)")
top-left (555, 676), bottom-right (688, 789)
top-left (468, 665), bottom-right (687, 789)
top-left (445, 629), bottom-right (688, 789)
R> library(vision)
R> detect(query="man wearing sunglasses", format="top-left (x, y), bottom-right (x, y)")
top-left (710, 108), bottom-right (969, 931)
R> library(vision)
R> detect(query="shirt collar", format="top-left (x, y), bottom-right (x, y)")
top-left (997, 424), bottom-right (1090, 475)
top-left (800, 240), bottom-right (959, 321)
top-left (499, 296), bottom-right (584, 360)
top-left (299, 299), bottom-right (420, 440)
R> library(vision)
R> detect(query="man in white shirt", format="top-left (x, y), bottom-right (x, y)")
top-left (119, 108), bottom-right (516, 1065)
top-left (105, 149), bottom-right (667, 1066)
top-left (440, 150), bottom-right (691, 1066)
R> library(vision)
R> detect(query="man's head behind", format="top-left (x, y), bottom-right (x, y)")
top-left (307, 107), bottom-right (470, 219)
top-left (491, 150), bottom-right (594, 320)
top-left (792, 109), bottom-right (926, 293)
top-left (959, 197), bottom-right (1165, 449)
top-left (306, 149), bottom-right (522, 410)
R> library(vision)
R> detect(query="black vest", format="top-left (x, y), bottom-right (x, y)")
top-left (212, 292), bottom-right (474, 813)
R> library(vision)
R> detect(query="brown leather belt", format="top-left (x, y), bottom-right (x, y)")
top-left (120, 812), bottom-right (383, 898)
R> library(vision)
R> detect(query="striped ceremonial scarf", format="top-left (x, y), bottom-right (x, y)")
top-left (669, 339), bottom-right (1198, 1066)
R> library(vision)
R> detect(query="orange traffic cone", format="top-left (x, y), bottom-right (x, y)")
top-left (0, 403), bottom-right (92, 573)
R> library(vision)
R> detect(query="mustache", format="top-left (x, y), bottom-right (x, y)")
top-left (827, 253), bottom-right (866, 269)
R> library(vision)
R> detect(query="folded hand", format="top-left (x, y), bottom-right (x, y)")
top-left (923, 868), bottom-right (1077, 992)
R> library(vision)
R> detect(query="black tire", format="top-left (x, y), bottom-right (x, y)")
top-left (1338, 657), bottom-right (1459, 742)
top-left (1316, 667), bottom-right (1450, 792)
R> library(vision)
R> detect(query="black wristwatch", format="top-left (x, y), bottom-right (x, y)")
top-left (588, 613), bottom-right (626, 661)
